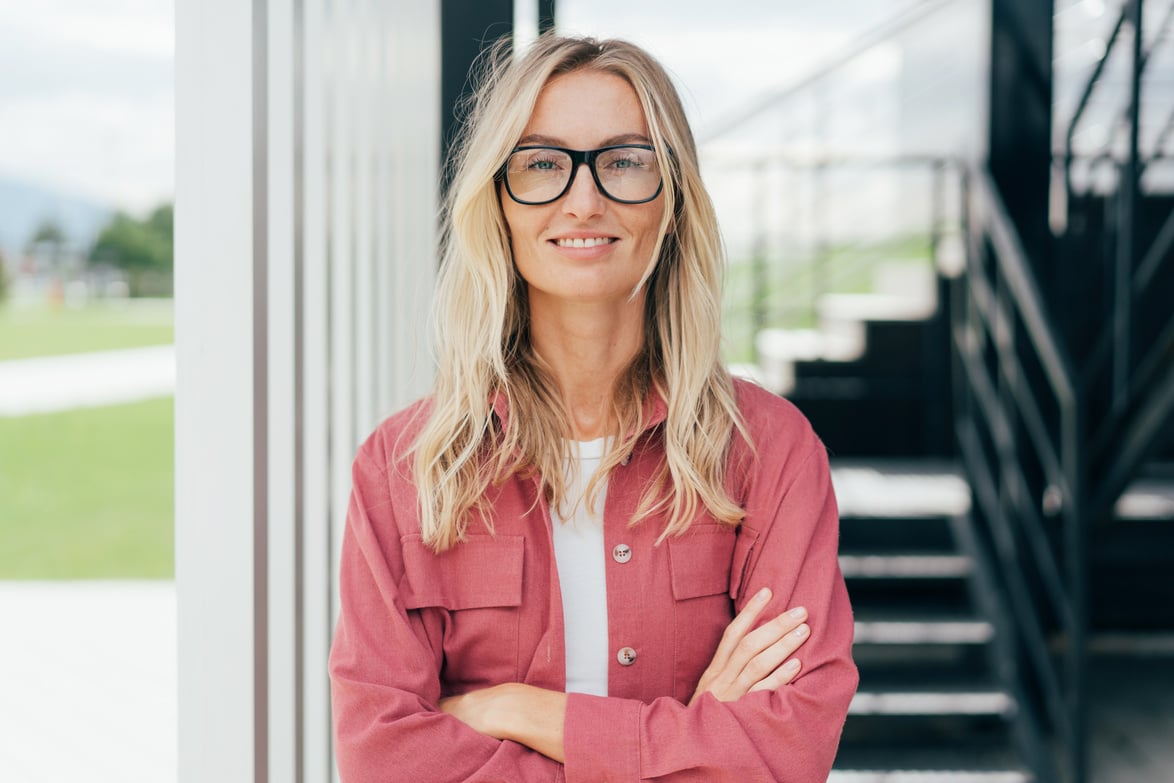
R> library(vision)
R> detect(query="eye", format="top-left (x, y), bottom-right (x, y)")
top-left (519, 151), bottom-right (566, 172)
top-left (600, 148), bottom-right (653, 172)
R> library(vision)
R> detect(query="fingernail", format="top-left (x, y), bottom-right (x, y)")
top-left (789, 606), bottom-right (807, 619)
top-left (755, 587), bottom-right (771, 603)
top-left (793, 623), bottom-right (809, 638)
top-left (783, 659), bottom-right (801, 673)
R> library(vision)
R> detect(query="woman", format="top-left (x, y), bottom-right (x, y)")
top-left (330, 34), bottom-right (858, 782)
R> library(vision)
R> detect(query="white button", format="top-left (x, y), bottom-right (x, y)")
top-left (612, 543), bottom-right (632, 564)
top-left (617, 646), bottom-right (637, 666)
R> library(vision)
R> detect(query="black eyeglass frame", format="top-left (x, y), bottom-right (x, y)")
top-left (499, 144), bottom-right (665, 206)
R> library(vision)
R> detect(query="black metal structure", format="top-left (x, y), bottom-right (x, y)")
top-left (705, 0), bottom-right (1174, 781)
top-left (956, 1), bottom-right (1174, 781)
top-left (439, 0), bottom-right (558, 184)
top-left (440, 0), bottom-right (514, 187)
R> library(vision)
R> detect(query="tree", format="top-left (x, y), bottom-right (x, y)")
top-left (89, 203), bottom-right (173, 296)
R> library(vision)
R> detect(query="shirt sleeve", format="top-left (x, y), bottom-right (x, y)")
top-left (561, 437), bottom-right (858, 782)
top-left (329, 438), bottom-right (566, 783)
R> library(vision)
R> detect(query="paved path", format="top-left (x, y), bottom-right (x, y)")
top-left (0, 346), bottom-right (175, 417)
top-left (0, 581), bottom-right (176, 783)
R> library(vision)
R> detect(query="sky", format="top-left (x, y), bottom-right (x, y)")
top-left (0, 0), bottom-right (174, 214)
top-left (0, 0), bottom-right (919, 216)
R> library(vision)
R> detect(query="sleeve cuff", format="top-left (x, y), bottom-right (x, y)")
top-left (563, 692), bottom-right (643, 783)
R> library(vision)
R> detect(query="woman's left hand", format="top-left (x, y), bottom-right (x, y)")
top-left (440, 683), bottom-right (567, 762)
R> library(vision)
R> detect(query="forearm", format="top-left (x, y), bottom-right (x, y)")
top-left (563, 659), bottom-right (857, 783)
top-left (441, 683), bottom-right (568, 763)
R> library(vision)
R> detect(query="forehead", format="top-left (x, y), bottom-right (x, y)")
top-left (519, 69), bottom-right (650, 148)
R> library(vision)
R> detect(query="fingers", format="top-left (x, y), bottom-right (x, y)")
top-left (692, 590), bottom-right (812, 703)
top-left (708, 586), bottom-right (775, 671)
top-left (748, 656), bottom-right (803, 693)
top-left (734, 605), bottom-right (808, 669)
top-left (736, 620), bottom-right (809, 693)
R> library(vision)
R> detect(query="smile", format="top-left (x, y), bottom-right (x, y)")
top-left (553, 237), bottom-right (617, 248)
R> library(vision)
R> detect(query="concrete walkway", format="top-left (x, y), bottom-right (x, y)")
top-left (0, 345), bottom-right (175, 417)
top-left (0, 581), bottom-right (176, 783)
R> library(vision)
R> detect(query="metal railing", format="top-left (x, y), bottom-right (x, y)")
top-left (953, 165), bottom-right (1086, 783)
top-left (1059, 0), bottom-right (1174, 521)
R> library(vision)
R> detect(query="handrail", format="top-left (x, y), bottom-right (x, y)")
top-left (699, 0), bottom-right (958, 142)
top-left (958, 162), bottom-right (1087, 783)
top-left (1067, 0), bottom-right (1174, 183)
top-left (972, 169), bottom-right (1078, 413)
top-left (1063, 4), bottom-right (1129, 173)
top-left (1144, 102), bottom-right (1174, 170)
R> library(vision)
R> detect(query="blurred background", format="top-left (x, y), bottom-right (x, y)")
top-left (2, 0), bottom-right (1172, 781)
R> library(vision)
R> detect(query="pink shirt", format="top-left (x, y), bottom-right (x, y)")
top-left (329, 379), bottom-right (858, 782)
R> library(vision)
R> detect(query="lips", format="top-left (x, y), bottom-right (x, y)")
top-left (551, 236), bottom-right (617, 248)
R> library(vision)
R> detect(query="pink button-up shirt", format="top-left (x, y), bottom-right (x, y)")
top-left (330, 379), bottom-right (858, 782)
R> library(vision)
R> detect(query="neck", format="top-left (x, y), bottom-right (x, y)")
top-left (528, 289), bottom-right (646, 441)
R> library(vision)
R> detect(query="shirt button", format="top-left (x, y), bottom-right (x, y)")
top-left (612, 543), bottom-right (632, 564)
top-left (617, 646), bottom-right (638, 666)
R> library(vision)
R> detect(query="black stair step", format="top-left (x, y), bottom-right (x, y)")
top-left (828, 771), bottom-right (1031, 783)
top-left (832, 739), bottom-right (1032, 783)
top-left (846, 576), bottom-right (973, 614)
top-left (793, 320), bottom-right (935, 378)
top-left (840, 552), bottom-right (971, 579)
top-left (832, 461), bottom-right (970, 530)
top-left (853, 610), bottom-right (993, 645)
top-left (852, 610), bottom-right (994, 675)
top-left (833, 739), bottom-right (1031, 782)
top-left (850, 670), bottom-right (1015, 718)
top-left (849, 687), bottom-right (1014, 717)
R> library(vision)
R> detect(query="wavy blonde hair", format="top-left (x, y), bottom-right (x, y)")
top-left (412, 34), bottom-right (747, 552)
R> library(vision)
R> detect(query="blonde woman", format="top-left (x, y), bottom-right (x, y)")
top-left (330, 35), bottom-right (858, 782)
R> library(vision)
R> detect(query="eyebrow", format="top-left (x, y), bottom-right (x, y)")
top-left (515, 132), bottom-right (653, 147)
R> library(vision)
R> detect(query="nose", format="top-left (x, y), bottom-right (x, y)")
top-left (561, 161), bottom-right (605, 220)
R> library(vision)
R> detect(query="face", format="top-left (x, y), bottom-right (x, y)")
top-left (501, 69), bottom-right (666, 311)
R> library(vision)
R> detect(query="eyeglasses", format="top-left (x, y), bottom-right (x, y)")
top-left (500, 144), bottom-right (664, 205)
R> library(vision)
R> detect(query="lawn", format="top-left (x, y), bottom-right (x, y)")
top-left (0, 397), bottom-right (174, 578)
top-left (0, 299), bottom-right (173, 361)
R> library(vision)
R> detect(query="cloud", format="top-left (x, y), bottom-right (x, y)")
top-left (0, 0), bottom-right (173, 211)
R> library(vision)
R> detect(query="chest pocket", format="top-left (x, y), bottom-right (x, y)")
top-left (400, 534), bottom-right (524, 691)
top-left (667, 523), bottom-right (736, 700)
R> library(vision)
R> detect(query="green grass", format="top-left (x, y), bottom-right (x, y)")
top-left (0, 299), bottom-right (173, 361)
top-left (0, 397), bottom-right (174, 578)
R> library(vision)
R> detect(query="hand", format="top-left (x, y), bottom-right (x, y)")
top-left (439, 683), bottom-right (516, 739)
top-left (440, 683), bottom-right (567, 762)
top-left (689, 587), bottom-right (809, 705)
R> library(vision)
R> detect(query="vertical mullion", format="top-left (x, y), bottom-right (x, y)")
top-left (266, 0), bottom-right (299, 780)
top-left (300, 0), bottom-right (333, 778)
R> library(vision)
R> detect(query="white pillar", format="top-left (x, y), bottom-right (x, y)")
top-left (175, 1), bottom-right (440, 780)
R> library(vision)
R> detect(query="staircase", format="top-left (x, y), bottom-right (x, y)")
top-left (748, 257), bottom-right (956, 459)
top-left (829, 462), bottom-right (1033, 783)
top-left (707, 1), bottom-right (1174, 780)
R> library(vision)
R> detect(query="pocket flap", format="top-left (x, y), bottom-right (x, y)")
top-left (668, 525), bottom-right (736, 600)
top-left (399, 534), bottom-right (524, 610)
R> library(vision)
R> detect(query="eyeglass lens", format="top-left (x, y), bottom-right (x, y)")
top-left (505, 146), bottom-right (661, 204)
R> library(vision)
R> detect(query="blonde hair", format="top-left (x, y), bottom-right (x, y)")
top-left (412, 34), bottom-right (747, 552)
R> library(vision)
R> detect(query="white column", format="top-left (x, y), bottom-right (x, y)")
top-left (176, 1), bottom-right (440, 780)
top-left (175, 0), bottom-right (262, 780)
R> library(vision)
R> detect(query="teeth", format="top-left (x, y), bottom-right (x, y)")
top-left (556, 237), bottom-right (614, 248)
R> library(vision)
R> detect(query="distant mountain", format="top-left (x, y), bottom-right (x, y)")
top-left (0, 176), bottom-right (114, 259)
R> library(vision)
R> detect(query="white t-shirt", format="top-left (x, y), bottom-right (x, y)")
top-left (550, 438), bottom-right (610, 697)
